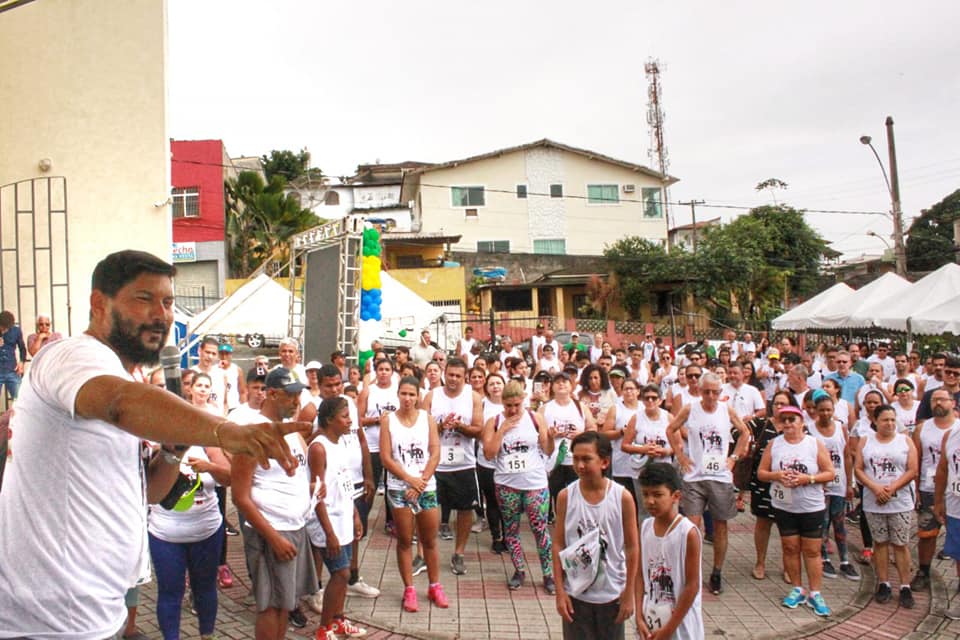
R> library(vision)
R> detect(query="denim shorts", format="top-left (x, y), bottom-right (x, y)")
top-left (387, 489), bottom-right (438, 511)
top-left (321, 543), bottom-right (352, 573)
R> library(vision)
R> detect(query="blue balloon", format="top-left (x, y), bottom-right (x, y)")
top-left (373, 311), bottom-right (381, 321)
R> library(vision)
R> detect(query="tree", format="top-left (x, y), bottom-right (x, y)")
top-left (906, 189), bottom-right (960, 271)
top-left (581, 275), bottom-right (620, 320)
top-left (604, 204), bottom-right (827, 324)
top-left (260, 148), bottom-right (312, 183)
top-left (225, 171), bottom-right (321, 277)
top-left (755, 178), bottom-right (788, 205)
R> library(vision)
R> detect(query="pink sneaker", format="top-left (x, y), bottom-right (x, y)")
top-left (217, 565), bottom-right (233, 588)
top-left (428, 583), bottom-right (449, 609)
top-left (402, 586), bottom-right (418, 612)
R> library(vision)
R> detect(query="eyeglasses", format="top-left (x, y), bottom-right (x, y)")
top-left (945, 370), bottom-right (960, 377)
top-left (895, 386), bottom-right (913, 394)
top-left (642, 395), bottom-right (660, 401)
top-left (687, 373), bottom-right (701, 379)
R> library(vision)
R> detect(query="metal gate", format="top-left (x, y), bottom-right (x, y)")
top-left (0, 177), bottom-right (71, 407)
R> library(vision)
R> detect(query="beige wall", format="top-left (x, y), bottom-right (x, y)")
top-left (0, 0), bottom-right (170, 334)
top-left (417, 147), bottom-right (668, 255)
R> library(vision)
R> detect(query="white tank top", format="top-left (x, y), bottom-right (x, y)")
top-left (640, 515), bottom-right (704, 640)
top-left (386, 410), bottom-right (436, 492)
top-left (658, 365), bottom-right (679, 395)
top-left (222, 364), bottom-right (241, 410)
top-left (459, 337), bottom-right (476, 357)
top-left (431, 386), bottom-right (477, 472)
top-left (305, 435), bottom-right (355, 547)
top-left (491, 410), bottom-right (548, 490)
top-left (768, 435), bottom-right (825, 513)
top-left (834, 398), bottom-right (851, 430)
top-left (364, 381), bottom-right (399, 453)
top-left (678, 387), bottom-right (700, 409)
top-left (148, 446), bottom-right (222, 544)
top-left (478, 398), bottom-right (503, 469)
top-left (943, 428), bottom-right (960, 518)
top-left (318, 395), bottom-right (363, 483)
top-left (610, 401), bottom-right (638, 477)
top-left (895, 400), bottom-right (920, 434)
top-left (631, 408), bottom-right (672, 471)
top-left (248, 433), bottom-right (310, 531)
top-left (861, 432), bottom-right (915, 514)
top-left (918, 418), bottom-right (959, 493)
top-left (810, 421), bottom-right (847, 497)
top-left (543, 399), bottom-right (586, 468)
top-left (563, 480), bottom-right (626, 604)
top-left (684, 401), bottom-right (733, 484)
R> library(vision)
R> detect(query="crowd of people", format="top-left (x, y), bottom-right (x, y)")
top-left (5, 261), bottom-right (960, 640)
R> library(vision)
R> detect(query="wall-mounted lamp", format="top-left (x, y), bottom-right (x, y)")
top-left (38, 158), bottom-right (52, 172)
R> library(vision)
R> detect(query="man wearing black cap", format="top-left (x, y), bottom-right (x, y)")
top-left (232, 367), bottom-right (318, 640)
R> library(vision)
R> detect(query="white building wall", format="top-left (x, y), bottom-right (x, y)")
top-left (0, 0), bottom-right (170, 333)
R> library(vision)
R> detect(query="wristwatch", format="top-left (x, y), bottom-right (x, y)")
top-left (809, 474), bottom-right (816, 485)
top-left (730, 454), bottom-right (740, 462)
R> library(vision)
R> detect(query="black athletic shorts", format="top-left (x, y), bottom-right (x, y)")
top-left (774, 507), bottom-right (825, 539)
top-left (436, 468), bottom-right (480, 511)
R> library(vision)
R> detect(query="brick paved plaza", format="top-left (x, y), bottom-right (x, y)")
top-left (129, 498), bottom-right (960, 640)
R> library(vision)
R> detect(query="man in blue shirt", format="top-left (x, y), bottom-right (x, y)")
top-left (0, 310), bottom-right (26, 401)
top-left (823, 349), bottom-right (865, 404)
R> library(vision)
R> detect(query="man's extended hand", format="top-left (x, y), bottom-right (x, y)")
top-left (219, 420), bottom-right (313, 474)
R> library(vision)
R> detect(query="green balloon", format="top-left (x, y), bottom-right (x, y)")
top-left (398, 329), bottom-right (407, 337)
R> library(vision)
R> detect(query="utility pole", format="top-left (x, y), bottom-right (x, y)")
top-left (679, 200), bottom-right (705, 253)
top-left (885, 116), bottom-right (907, 276)
top-left (953, 218), bottom-right (960, 264)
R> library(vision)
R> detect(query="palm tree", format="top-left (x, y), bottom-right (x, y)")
top-left (225, 171), bottom-right (320, 277)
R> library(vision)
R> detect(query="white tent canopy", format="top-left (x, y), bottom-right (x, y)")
top-left (870, 262), bottom-right (960, 334)
top-left (187, 274), bottom-right (295, 342)
top-left (378, 271), bottom-right (445, 346)
top-left (909, 293), bottom-right (960, 336)
top-left (855, 263), bottom-right (960, 333)
top-left (771, 282), bottom-right (855, 330)
top-left (812, 272), bottom-right (912, 330)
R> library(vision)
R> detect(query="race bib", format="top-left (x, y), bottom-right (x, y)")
top-left (441, 445), bottom-right (465, 465)
top-left (950, 478), bottom-right (960, 497)
top-left (503, 451), bottom-right (528, 474)
top-left (643, 601), bottom-right (673, 632)
top-left (336, 467), bottom-right (354, 500)
top-left (702, 453), bottom-right (725, 475)
top-left (771, 482), bottom-right (793, 505)
top-left (829, 472), bottom-right (843, 489)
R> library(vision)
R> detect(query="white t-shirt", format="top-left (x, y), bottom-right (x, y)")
top-left (221, 363), bottom-right (243, 410)
top-left (191, 364), bottom-right (227, 415)
top-left (148, 446), bottom-right (223, 544)
top-left (0, 335), bottom-right (144, 639)
top-left (720, 383), bottom-right (765, 420)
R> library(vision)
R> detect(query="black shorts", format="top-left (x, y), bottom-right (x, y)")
top-left (436, 468), bottom-right (480, 511)
top-left (774, 508), bottom-right (825, 539)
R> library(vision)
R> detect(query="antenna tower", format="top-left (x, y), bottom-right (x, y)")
top-left (645, 59), bottom-right (672, 234)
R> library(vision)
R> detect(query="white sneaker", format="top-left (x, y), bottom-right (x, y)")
top-left (347, 578), bottom-right (380, 599)
top-left (303, 590), bottom-right (324, 613)
top-left (471, 519), bottom-right (486, 533)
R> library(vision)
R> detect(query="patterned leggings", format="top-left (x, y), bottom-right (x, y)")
top-left (496, 485), bottom-right (553, 578)
top-left (822, 494), bottom-right (848, 561)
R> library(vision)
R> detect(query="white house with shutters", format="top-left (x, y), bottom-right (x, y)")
top-left (399, 139), bottom-right (678, 256)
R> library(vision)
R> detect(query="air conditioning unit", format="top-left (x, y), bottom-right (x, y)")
top-left (622, 184), bottom-right (636, 193)
top-left (465, 208), bottom-right (478, 218)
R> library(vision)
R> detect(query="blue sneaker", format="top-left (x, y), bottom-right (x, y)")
top-left (782, 587), bottom-right (806, 609)
top-left (807, 592), bottom-right (831, 617)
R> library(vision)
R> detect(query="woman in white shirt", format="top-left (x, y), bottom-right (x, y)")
top-left (854, 403), bottom-right (918, 609)
top-left (379, 376), bottom-right (446, 613)
top-left (148, 378), bottom-right (232, 640)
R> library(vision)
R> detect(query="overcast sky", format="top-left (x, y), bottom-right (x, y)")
top-left (167, 0), bottom-right (960, 258)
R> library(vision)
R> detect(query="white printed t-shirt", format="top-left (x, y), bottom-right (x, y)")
top-left (0, 335), bottom-right (144, 639)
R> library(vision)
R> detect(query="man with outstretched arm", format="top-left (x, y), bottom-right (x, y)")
top-left (0, 250), bottom-right (308, 640)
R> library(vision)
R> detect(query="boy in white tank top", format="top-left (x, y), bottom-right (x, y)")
top-left (553, 432), bottom-right (639, 640)
top-left (636, 463), bottom-right (704, 640)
